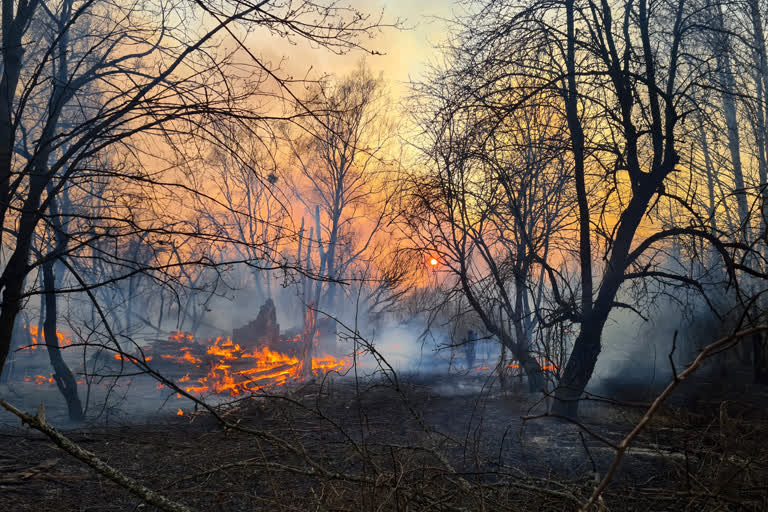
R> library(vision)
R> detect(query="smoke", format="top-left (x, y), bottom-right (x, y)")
top-left (8, 259), bottom-right (743, 425)
top-left (341, 320), bottom-right (446, 375)
top-left (587, 285), bottom-right (742, 402)
top-left (587, 305), bottom-right (671, 400)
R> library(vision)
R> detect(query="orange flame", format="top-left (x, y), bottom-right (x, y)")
top-left (476, 360), bottom-right (558, 373)
top-left (21, 324), bottom-right (72, 350)
top-left (16, 328), bottom-right (349, 396)
top-left (24, 373), bottom-right (55, 385)
top-left (144, 332), bottom-right (350, 397)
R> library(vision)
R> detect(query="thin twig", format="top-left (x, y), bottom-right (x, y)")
top-left (579, 326), bottom-right (768, 511)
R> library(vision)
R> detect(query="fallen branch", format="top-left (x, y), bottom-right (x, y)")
top-left (580, 325), bottom-right (768, 511)
top-left (0, 400), bottom-right (196, 512)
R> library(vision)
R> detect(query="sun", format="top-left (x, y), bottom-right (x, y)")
top-left (429, 258), bottom-right (438, 266)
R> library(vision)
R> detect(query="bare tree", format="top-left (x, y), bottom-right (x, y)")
top-left (285, 63), bottom-right (397, 374)
top-left (196, 135), bottom-right (287, 302)
top-left (403, 61), bottom-right (575, 391)
top-left (409, 0), bottom-right (767, 415)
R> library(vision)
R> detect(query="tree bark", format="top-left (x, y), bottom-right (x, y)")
top-left (551, 318), bottom-right (606, 417)
top-left (42, 259), bottom-right (83, 421)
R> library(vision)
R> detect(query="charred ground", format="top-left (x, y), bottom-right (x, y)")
top-left (2, 373), bottom-right (767, 511)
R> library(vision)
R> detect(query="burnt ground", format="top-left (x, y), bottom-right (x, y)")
top-left (1, 373), bottom-right (767, 511)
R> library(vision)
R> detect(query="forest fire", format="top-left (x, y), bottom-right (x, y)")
top-left (142, 331), bottom-right (349, 396)
top-left (14, 322), bottom-right (347, 396)
top-left (3, 1), bottom-right (768, 509)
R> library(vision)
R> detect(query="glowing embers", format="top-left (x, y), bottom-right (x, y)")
top-left (194, 339), bottom-right (299, 395)
top-left (195, 338), bottom-right (347, 396)
top-left (24, 374), bottom-right (54, 385)
top-left (312, 354), bottom-right (348, 373)
top-left (143, 330), bottom-right (208, 368)
top-left (22, 372), bottom-right (84, 387)
top-left (168, 331), bottom-right (195, 344)
top-left (160, 350), bottom-right (202, 365)
top-left (505, 362), bottom-right (557, 372)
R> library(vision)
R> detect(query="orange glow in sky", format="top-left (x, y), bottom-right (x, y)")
top-left (429, 257), bottom-right (438, 266)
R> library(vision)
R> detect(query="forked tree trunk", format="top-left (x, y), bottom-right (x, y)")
top-left (0, 1), bottom-right (41, 378)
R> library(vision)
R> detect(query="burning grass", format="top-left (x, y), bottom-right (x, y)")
top-left (11, 329), bottom-right (349, 399)
top-left (141, 331), bottom-right (349, 396)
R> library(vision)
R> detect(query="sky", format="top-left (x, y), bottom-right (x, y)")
top-left (252, 1), bottom-right (460, 98)
top-left (330, 1), bottom-right (457, 84)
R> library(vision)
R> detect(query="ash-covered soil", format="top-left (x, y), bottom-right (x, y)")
top-left (1, 373), bottom-right (767, 511)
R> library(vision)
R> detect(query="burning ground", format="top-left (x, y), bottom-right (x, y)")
top-left (119, 330), bottom-right (349, 397)
top-left (3, 300), bottom-right (351, 415)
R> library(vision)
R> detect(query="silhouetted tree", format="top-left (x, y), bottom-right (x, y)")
top-left (412, 0), bottom-right (767, 415)
top-left (405, 62), bottom-right (575, 392)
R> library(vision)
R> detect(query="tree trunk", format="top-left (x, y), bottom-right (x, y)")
top-left (748, 0), bottom-right (768, 266)
top-left (0, 210), bottom-right (44, 378)
top-left (0, 0), bottom-right (38, 249)
top-left (550, 0), bottom-right (597, 416)
top-left (43, 260), bottom-right (83, 421)
top-left (0, 4), bottom-right (37, 377)
top-left (551, 315), bottom-right (606, 417)
top-left (714, 6), bottom-right (750, 234)
top-left (297, 301), bottom-right (316, 380)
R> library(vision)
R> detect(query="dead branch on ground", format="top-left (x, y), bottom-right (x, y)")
top-left (0, 400), bottom-right (196, 512)
top-left (579, 325), bottom-right (768, 511)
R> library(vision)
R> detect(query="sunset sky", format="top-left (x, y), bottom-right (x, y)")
top-left (257, 1), bottom-right (458, 97)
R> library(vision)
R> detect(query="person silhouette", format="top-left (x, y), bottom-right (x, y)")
top-left (464, 329), bottom-right (476, 369)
